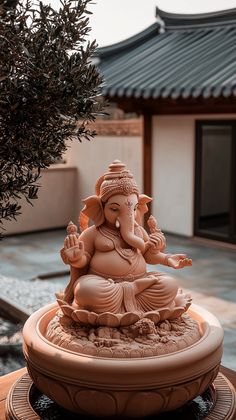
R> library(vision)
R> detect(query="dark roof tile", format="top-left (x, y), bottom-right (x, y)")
top-left (97, 9), bottom-right (236, 99)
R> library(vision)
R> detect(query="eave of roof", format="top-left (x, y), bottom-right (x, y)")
top-left (97, 7), bottom-right (236, 101)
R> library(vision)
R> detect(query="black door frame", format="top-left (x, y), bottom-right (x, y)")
top-left (195, 120), bottom-right (236, 244)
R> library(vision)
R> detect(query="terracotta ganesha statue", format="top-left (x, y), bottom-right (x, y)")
top-left (57, 160), bottom-right (192, 326)
top-left (21, 160), bottom-right (224, 418)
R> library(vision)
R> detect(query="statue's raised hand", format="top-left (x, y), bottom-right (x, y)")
top-left (167, 254), bottom-right (192, 269)
top-left (64, 234), bottom-right (84, 262)
top-left (148, 232), bottom-right (166, 251)
top-left (147, 215), bottom-right (166, 252)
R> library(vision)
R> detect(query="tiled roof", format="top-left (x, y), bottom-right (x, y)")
top-left (97, 8), bottom-right (236, 100)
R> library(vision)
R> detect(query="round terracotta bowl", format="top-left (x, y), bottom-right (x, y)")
top-left (23, 303), bottom-right (223, 418)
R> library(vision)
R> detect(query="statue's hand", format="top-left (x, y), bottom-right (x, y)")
top-left (64, 234), bottom-right (84, 263)
top-left (167, 254), bottom-right (192, 269)
top-left (147, 232), bottom-right (166, 252)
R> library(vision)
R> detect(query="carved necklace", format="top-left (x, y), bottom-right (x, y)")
top-left (101, 225), bottom-right (121, 238)
top-left (99, 225), bottom-right (136, 264)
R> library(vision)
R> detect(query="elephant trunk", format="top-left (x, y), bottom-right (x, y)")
top-left (119, 214), bottom-right (145, 253)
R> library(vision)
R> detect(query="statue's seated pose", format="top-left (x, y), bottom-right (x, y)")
top-left (59, 160), bottom-right (192, 325)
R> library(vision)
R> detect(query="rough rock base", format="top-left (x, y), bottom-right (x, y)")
top-left (46, 312), bottom-right (201, 358)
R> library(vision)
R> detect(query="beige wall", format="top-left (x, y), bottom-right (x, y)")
top-left (152, 114), bottom-right (236, 237)
top-left (65, 135), bottom-right (143, 213)
top-left (4, 167), bottom-right (78, 235)
top-left (5, 134), bottom-right (143, 235)
top-left (6, 113), bottom-right (235, 237)
top-left (152, 116), bottom-right (195, 236)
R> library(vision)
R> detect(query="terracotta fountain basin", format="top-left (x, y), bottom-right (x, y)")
top-left (23, 302), bottom-right (223, 418)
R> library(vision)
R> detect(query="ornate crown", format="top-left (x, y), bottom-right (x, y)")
top-left (95, 160), bottom-right (139, 202)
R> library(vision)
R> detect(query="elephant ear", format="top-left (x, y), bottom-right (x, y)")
top-left (81, 195), bottom-right (105, 228)
top-left (136, 194), bottom-right (152, 225)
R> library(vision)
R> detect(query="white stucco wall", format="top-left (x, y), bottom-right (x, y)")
top-left (4, 134), bottom-right (142, 235)
top-left (152, 114), bottom-right (236, 237)
top-left (4, 167), bottom-right (78, 235)
top-left (6, 114), bottom-right (235, 238)
top-left (65, 135), bottom-right (143, 209)
top-left (152, 116), bottom-right (195, 236)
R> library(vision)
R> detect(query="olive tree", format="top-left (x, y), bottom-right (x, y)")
top-left (0, 0), bottom-right (104, 236)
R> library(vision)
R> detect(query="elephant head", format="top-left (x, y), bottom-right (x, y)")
top-left (79, 160), bottom-right (152, 252)
top-left (80, 192), bottom-right (152, 252)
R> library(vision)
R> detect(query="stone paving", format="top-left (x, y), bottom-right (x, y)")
top-left (0, 229), bottom-right (236, 373)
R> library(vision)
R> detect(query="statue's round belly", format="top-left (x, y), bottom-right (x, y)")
top-left (89, 250), bottom-right (146, 278)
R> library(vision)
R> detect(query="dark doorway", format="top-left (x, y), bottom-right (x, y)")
top-left (195, 121), bottom-right (236, 243)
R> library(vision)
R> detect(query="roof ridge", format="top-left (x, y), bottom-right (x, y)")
top-left (96, 8), bottom-right (236, 60)
top-left (155, 6), bottom-right (236, 29)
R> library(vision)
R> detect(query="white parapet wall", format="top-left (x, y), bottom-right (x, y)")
top-left (4, 167), bottom-right (78, 235)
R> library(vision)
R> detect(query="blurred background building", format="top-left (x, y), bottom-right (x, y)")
top-left (4, 7), bottom-right (236, 248)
